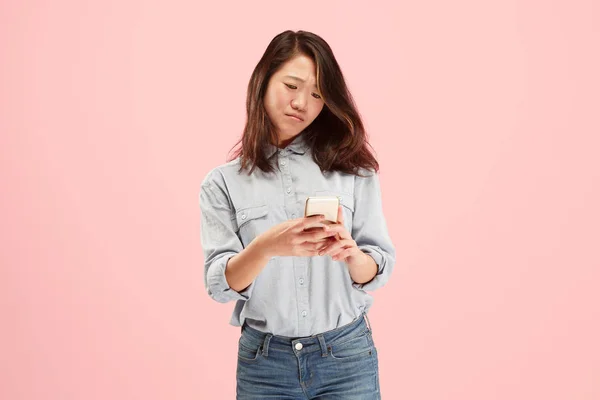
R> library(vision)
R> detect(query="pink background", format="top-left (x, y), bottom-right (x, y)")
top-left (1, 1), bottom-right (599, 399)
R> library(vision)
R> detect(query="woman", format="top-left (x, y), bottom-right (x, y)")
top-left (199, 30), bottom-right (395, 399)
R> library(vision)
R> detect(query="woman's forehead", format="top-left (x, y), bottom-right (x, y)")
top-left (277, 57), bottom-right (318, 86)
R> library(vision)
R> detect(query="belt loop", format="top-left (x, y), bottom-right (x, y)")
top-left (262, 334), bottom-right (272, 357)
top-left (363, 311), bottom-right (372, 332)
top-left (317, 334), bottom-right (328, 357)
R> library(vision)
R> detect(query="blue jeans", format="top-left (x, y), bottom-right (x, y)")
top-left (236, 313), bottom-right (381, 399)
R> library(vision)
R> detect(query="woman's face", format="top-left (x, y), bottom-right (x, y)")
top-left (263, 54), bottom-right (325, 146)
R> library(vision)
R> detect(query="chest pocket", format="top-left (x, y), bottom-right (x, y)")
top-left (314, 190), bottom-right (354, 233)
top-left (235, 204), bottom-right (270, 247)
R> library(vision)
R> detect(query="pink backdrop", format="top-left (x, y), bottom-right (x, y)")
top-left (1, 1), bottom-right (599, 399)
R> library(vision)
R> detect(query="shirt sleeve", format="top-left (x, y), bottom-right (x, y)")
top-left (199, 170), bottom-right (255, 303)
top-left (351, 168), bottom-right (396, 292)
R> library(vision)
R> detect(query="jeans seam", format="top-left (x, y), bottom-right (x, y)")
top-left (370, 342), bottom-right (380, 397)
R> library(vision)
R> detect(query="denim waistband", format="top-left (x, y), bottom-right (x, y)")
top-left (240, 312), bottom-right (372, 357)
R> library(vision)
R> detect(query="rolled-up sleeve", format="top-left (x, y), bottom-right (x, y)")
top-left (199, 170), bottom-right (255, 303)
top-left (351, 169), bottom-right (396, 292)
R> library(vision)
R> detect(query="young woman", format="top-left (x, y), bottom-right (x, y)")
top-left (199, 30), bottom-right (395, 399)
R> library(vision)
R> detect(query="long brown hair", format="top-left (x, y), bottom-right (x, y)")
top-left (228, 30), bottom-right (379, 177)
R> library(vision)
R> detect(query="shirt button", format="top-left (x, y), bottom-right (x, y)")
top-left (281, 160), bottom-right (286, 166)
top-left (299, 278), bottom-right (304, 284)
top-left (286, 188), bottom-right (291, 194)
top-left (302, 310), bottom-right (307, 317)
top-left (241, 214), bottom-right (246, 220)
top-left (295, 342), bottom-right (303, 351)
top-left (292, 213), bottom-right (296, 218)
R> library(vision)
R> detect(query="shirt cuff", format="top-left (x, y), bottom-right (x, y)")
top-left (206, 253), bottom-right (255, 303)
top-left (351, 245), bottom-right (385, 291)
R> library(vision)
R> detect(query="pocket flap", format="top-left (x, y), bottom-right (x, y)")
top-left (236, 204), bottom-right (269, 229)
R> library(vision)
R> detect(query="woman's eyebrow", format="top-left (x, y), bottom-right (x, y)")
top-left (284, 75), bottom-right (318, 89)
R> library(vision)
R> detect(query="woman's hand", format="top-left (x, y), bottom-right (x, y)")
top-left (316, 205), bottom-right (363, 263)
top-left (257, 214), bottom-right (338, 258)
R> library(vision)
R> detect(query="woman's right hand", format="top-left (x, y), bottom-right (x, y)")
top-left (256, 214), bottom-right (338, 258)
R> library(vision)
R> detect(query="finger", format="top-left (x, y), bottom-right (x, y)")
top-left (302, 225), bottom-right (329, 234)
top-left (329, 247), bottom-right (346, 259)
top-left (322, 239), bottom-right (354, 255)
top-left (300, 241), bottom-right (328, 256)
top-left (298, 215), bottom-right (327, 232)
top-left (304, 229), bottom-right (337, 243)
top-left (337, 205), bottom-right (343, 224)
top-left (332, 247), bottom-right (357, 261)
top-left (318, 239), bottom-right (349, 256)
top-left (324, 223), bottom-right (351, 240)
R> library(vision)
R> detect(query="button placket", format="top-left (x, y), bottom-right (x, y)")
top-left (280, 155), bottom-right (309, 336)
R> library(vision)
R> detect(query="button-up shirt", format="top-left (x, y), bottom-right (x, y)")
top-left (199, 132), bottom-right (396, 337)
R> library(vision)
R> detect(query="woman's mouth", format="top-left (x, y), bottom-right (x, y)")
top-left (286, 114), bottom-right (303, 122)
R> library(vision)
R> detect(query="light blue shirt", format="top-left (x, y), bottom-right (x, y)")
top-left (199, 132), bottom-right (396, 337)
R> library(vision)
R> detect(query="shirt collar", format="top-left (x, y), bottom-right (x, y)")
top-left (265, 132), bottom-right (309, 158)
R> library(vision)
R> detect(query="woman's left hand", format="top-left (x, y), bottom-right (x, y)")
top-left (317, 205), bottom-right (362, 263)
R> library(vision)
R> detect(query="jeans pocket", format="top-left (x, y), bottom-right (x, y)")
top-left (328, 331), bottom-right (374, 361)
top-left (237, 341), bottom-right (262, 363)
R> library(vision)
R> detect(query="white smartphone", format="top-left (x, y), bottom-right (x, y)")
top-left (304, 196), bottom-right (339, 224)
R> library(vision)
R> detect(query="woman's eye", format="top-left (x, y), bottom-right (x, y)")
top-left (285, 83), bottom-right (321, 99)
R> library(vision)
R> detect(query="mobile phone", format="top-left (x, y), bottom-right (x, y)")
top-left (304, 196), bottom-right (339, 224)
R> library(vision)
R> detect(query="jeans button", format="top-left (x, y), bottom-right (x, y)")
top-left (295, 342), bottom-right (303, 351)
